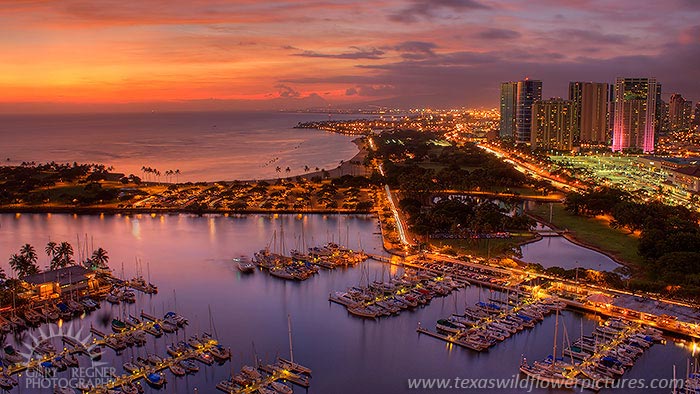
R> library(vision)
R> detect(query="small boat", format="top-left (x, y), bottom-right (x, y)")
top-left (258, 387), bottom-right (277, 394)
top-left (106, 293), bottom-right (120, 305)
top-left (147, 353), bottom-right (164, 365)
top-left (41, 305), bottom-right (60, 321)
top-left (160, 321), bottom-right (177, 333)
top-left (66, 299), bottom-right (85, 314)
top-left (216, 380), bottom-right (238, 393)
top-left (164, 311), bottom-right (188, 327)
top-left (241, 365), bottom-right (262, 380)
top-left (0, 375), bottom-right (16, 390)
top-left (169, 363), bottom-right (186, 377)
top-left (120, 383), bottom-right (141, 394)
top-left (144, 372), bottom-right (166, 389)
top-left (269, 267), bottom-right (295, 280)
top-left (135, 356), bottom-right (149, 368)
top-left (209, 345), bottom-right (231, 362)
top-left (80, 298), bottom-right (99, 311)
top-left (270, 381), bottom-right (293, 394)
top-left (121, 290), bottom-right (136, 304)
top-left (35, 339), bottom-right (57, 355)
top-left (104, 336), bottom-right (126, 351)
top-left (187, 336), bottom-right (203, 349)
top-left (277, 357), bottom-right (312, 375)
top-left (125, 314), bottom-right (141, 327)
top-left (3, 345), bottom-right (24, 364)
top-left (235, 256), bottom-right (256, 273)
top-left (23, 308), bottom-right (43, 325)
top-left (195, 352), bottom-right (214, 365)
top-left (111, 318), bottom-right (128, 333)
top-left (64, 353), bottom-right (79, 367)
top-left (166, 343), bottom-right (184, 357)
top-left (179, 359), bottom-right (199, 373)
top-left (145, 323), bottom-right (163, 337)
top-left (123, 362), bottom-right (141, 374)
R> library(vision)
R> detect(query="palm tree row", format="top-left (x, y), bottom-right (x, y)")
top-left (141, 166), bottom-right (181, 183)
top-left (7, 241), bottom-right (110, 278)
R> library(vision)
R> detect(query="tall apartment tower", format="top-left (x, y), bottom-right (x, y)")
top-left (515, 79), bottom-right (542, 145)
top-left (611, 77), bottom-right (658, 153)
top-left (669, 93), bottom-right (693, 132)
top-left (569, 82), bottom-right (609, 146)
top-left (531, 98), bottom-right (577, 151)
top-left (499, 82), bottom-right (517, 138)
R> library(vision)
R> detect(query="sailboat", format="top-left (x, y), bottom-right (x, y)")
top-left (277, 314), bottom-right (312, 375)
top-left (234, 255), bottom-right (255, 273)
top-left (519, 309), bottom-right (580, 387)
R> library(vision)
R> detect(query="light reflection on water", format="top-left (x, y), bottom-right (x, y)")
top-left (0, 213), bottom-right (693, 394)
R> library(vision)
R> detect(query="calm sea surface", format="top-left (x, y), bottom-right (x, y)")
top-left (0, 213), bottom-right (695, 394)
top-left (0, 112), bottom-right (364, 182)
top-left (520, 236), bottom-right (622, 272)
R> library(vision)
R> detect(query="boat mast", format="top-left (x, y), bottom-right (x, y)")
top-left (551, 308), bottom-right (559, 372)
top-left (287, 314), bottom-right (294, 364)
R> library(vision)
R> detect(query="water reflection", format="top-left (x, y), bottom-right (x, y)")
top-left (0, 214), bottom-right (693, 394)
top-left (520, 236), bottom-right (621, 271)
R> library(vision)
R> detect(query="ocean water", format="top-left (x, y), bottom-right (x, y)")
top-left (0, 111), bottom-right (362, 182)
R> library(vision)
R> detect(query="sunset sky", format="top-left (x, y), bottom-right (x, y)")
top-left (1, 0), bottom-right (699, 112)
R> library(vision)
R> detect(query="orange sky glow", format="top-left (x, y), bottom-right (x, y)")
top-left (1, 1), bottom-right (698, 112)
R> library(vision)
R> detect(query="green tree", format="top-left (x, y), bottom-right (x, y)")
top-left (90, 247), bottom-right (109, 269)
top-left (9, 244), bottom-right (40, 277)
top-left (53, 241), bottom-right (74, 269)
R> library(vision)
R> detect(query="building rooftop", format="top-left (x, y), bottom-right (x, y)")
top-left (22, 265), bottom-right (92, 286)
top-left (642, 156), bottom-right (700, 166)
top-left (674, 166), bottom-right (700, 178)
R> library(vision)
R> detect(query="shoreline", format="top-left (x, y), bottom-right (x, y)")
top-left (0, 206), bottom-right (373, 215)
top-left (526, 211), bottom-right (632, 272)
top-left (244, 137), bottom-right (368, 183)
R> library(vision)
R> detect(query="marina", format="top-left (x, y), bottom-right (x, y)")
top-left (0, 213), bottom-right (697, 393)
top-left (329, 269), bottom-right (464, 319)
top-left (418, 295), bottom-right (565, 351)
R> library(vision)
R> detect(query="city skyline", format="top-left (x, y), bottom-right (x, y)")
top-left (0, 0), bottom-right (699, 113)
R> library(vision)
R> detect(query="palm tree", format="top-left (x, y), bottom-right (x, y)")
top-left (54, 241), bottom-right (74, 269)
top-left (20, 244), bottom-right (37, 264)
top-left (45, 241), bottom-right (57, 269)
top-left (90, 248), bottom-right (109, 269)
top-left (285, 167), bottom-right (291, 175)
top-left (175, 169), bottom-right (181, 183)
top-left (9, 244), bottom-right (40, 277)
top-left (304, 165), bottom-right (310, 173)
top-left (9, 254), bottom-right (27, 277)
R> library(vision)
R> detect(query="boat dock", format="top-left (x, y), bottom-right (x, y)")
top-left (100, 334), bottom-right (225, 390)
top-left (216, 360), bottom-right (312, 394)
top-left (416, 326), bottom-right (485, 351)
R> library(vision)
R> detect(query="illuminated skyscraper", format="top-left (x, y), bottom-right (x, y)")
top-left (515, 78), bottom-right (542, 145)
top-left (669, 93), bottom-right (693, 132)
top-left (611, 77), bottom-right (658, 153)
top-left (499, 82), bottom-right (517, 138)
top-left (531, 98), bottom-right (576, 151)
top-left (569, 82), bottom-right (609, 146)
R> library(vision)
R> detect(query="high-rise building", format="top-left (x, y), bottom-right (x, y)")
top-left (499, 82), bottom-right (517, 138)
top-left (515, 78), bottom-right (542, 145)
top-left (612, 77), bottom-right (658, 153)
top-left (655, 83), bottom-right (663, 133)
top-left (669, 93), bottom-right (693, 132)
top-left (569, 82), bottom-right (608, 146)
top-left (531, 98), bottom-right (576, 151)
top-left (694, 103), bottom-right (700, 128)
